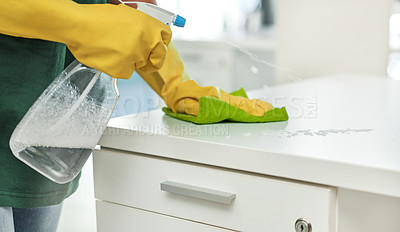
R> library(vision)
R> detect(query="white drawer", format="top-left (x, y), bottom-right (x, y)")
top-left (94, 149), bottom-right (336, 232)
top-left (187, 71), bottom-right (234, 92)
top-left (96, 201), bottom-right (231, 232)
top-left (180, 49), bottom-right (234, 71)
top-left (174, 41), bottom-right (234, 72)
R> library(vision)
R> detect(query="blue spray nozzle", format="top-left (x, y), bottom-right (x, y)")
top-left (174, 15), bottom-right (186, 27)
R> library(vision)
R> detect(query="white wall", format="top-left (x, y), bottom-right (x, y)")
top-left (275, 0), bottom-right (392, 83)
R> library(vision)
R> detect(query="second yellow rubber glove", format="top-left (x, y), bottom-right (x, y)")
top-left (0, 0), bottom-right (172, 79)
top-left (136, 43), bottom-right (275, 117)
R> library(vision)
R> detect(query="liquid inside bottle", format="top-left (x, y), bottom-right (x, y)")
top-left (17, 146), bottom-right (92, 184)
top-left (9, 60), bottom-right (119, 183)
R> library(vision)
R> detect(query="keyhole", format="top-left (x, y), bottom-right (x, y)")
top-left (295, 218), bottom-right (311, 232)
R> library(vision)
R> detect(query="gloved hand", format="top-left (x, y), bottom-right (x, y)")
top-left (137, 43), bottom-right (288, 124)
top-left (0, 0), bottom-right (172, 79)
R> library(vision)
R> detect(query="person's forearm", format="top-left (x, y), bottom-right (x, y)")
top-left (0, 0), bottom-right (86, 45)
top-left (0, 0), bottom-right (172, 79)
top-left (0, 0), bottom-right (158, 44)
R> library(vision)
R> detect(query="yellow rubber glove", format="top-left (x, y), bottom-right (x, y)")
top-left (0, 0), bottom-right (172, 79)
top-left (137, 43), bottom-right (274, 117)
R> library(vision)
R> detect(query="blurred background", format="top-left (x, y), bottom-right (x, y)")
top-left (58, 0), bottom-right (399, 231)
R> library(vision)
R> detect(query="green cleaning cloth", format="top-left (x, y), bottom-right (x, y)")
top-left (162, 88), bottom-right (289, 124)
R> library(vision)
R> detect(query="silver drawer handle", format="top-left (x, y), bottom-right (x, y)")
top-left (160, 181), bottom-right (236, 205)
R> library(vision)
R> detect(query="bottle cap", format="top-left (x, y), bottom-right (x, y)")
top-left (174, 15), bottom-right (186, 27)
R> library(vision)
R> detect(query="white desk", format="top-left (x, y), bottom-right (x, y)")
top-left (94, 74), bottom-right (400, 232)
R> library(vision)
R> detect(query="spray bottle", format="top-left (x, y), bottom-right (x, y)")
top-left (9, 3), bottom-right (185, 184)
top-left (120, 1), bottom-right (186, 27)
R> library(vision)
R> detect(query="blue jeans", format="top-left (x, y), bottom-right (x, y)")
top-left (0, 203), bottom-right (62, 232)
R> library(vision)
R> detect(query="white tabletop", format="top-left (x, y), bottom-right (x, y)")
top-left (99, 74), bottom-right (400, 198)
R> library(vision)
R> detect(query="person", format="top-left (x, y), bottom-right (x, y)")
top-left (0, 0), bottom-right (171, 231)
top-left (0, 0), bottom-right (282, 231)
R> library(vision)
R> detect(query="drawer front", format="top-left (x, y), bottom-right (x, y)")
top-left (179, 49), bottom-right (235, 92)
top-left (96, 201), bottom-right (232, 232)
top-left (187, 71), bottom-right (233, 92)
top-left (233, 49), bottom-right (276, 89)
top-left (94, 149), bottom-right (336, 232)
top-left (180, 49), bottom-right (233, 71)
